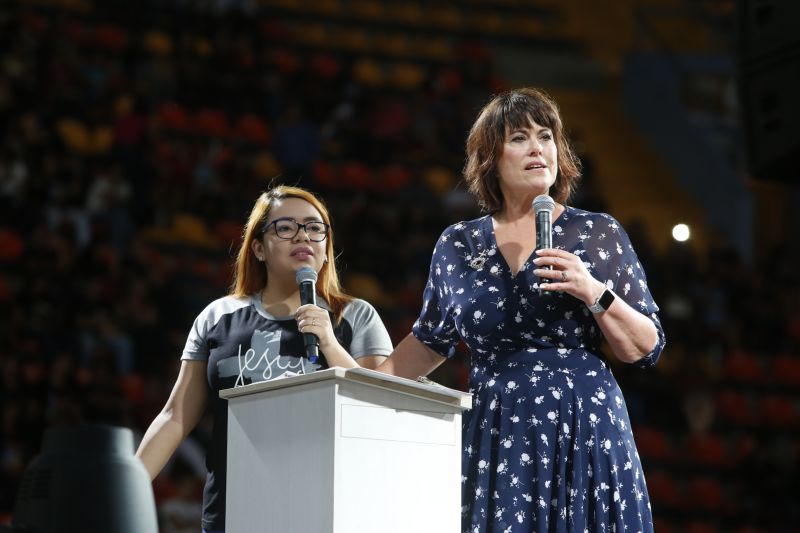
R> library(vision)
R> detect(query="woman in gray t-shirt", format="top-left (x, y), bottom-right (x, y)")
top-left (135, 185), bottom-right (394, 532)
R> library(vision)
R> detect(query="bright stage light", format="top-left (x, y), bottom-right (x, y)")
top-left (671, 223), bottom-right (690, 242)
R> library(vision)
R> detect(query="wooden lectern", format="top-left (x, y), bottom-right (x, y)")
top-left (220, 367), bottom-right (471, 533)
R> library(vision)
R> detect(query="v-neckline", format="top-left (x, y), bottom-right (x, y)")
top-left (485, 206), bottom-right (569, 278)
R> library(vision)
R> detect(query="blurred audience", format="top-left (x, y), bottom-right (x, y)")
top-left (1, 1), bottom-right (798, 531)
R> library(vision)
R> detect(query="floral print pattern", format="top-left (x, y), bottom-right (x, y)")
top-left (413, 206), bottom-right (665, 532)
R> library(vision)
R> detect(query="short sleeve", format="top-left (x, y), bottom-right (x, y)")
top-left (340, 299), bottom-right (394, 358)
top-left (582, 214), bottom-right (666, 367)
top-left (411, 227), bottom-right (461, 358)
top-left (182, 303), bottom-right (215, 361)
top-left (181, 296), bottom-right (249, 361)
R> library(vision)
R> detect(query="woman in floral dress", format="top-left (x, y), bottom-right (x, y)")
top-left (378, 88), bottom-right (665, 532)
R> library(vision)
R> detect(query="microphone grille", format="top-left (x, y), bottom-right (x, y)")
top-left (295, 266), bottom-right (318, 284)
top-left (532, 194), bottom-right (555, 214)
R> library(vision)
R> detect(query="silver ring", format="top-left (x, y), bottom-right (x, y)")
top-left (561, 271), bottom-right (568, 282)
top-left (312, 318), bottom-right (318, 327)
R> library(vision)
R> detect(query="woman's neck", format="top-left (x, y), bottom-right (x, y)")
top-left (495, 193), bottom-right (563, 226)
top-left (260, 282), bottom-right (301, 317)
top-left (495, 196), bottom-right (537, 225)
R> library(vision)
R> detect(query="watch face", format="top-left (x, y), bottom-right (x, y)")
top-left (598, 289), bottom-right (615, 310)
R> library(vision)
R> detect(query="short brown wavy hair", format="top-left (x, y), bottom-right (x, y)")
top-left (463, 87), bottom-right (582, 212)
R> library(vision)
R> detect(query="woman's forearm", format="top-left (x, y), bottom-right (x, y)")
top-left (376, 333), bottom-right (446, 379)
top-left (593, 290), bottom-right (659, 363)
top-left (136, 412), bottom-right (190, 480)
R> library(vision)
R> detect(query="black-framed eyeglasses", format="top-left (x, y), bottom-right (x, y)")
top-left (260, 217), bottom-right (330, 242)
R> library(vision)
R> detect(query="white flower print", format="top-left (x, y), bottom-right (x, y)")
top-left (496, 460), bottom-right (508, 474)
top-left (416, 213), bottom-right (663, 532)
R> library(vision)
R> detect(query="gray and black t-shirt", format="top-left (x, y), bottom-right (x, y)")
top-left (182, 294), bottom-right (393, 531)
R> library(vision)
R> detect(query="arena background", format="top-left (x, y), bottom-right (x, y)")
top-left (1, 0), bottom-right (799, 531)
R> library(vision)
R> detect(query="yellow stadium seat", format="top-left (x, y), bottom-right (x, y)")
top-left (352, 58), bottom-right (385, 87)
top-left (143, 30), bottom-right (173, 56)
top-left (388, 62), bottom-right (426, 90)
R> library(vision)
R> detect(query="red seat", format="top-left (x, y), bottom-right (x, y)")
top-left (770, 354), bottom-right (800, 386)
top-left (760, 394), bottom-right (799, 427)
top-left (313, 161), bottom-right (339, 189)
top-left (341, 161), bottom-right (372, 189)
top-left (94, 24), bottom-right (128, 51)
top-left (193, 108), bottom-right (229, 138)
top-left (724, 349), bottom-right (764, 383)
top-left (687, 432), bottom-right (732, 468)
top-left (157, 102), bottom-right (191, 132)
top-left (310, 53), bottom-right (341, 80)
top-left (685, 521), bottom-right (720, 533)
top-left (214, 221), bottom-right (243, 249)
top-left (646, 470), bottom-right (683, 508)
top-left (634, 427), bottom-right (673, 463)
top-left (271, 48), bottom-right (300, 75)
top-left (715, 390), bottom-right (757, 426)
top-left (378, 164), bottom-right (412, 192)
top-left (686, 476), bottom-right (727, 512)
top-left (233, 114), bottom-right (271, 144)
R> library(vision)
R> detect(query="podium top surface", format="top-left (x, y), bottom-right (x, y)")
top-left (219, 367), bottom-right (472, 410)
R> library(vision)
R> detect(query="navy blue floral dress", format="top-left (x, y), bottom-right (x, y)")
top-left (412, 206), bottom-right (666, 533)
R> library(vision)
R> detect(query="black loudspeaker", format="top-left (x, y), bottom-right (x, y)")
top-left (12, 425), bottom-right (158, 533)
top-left (737, 0), bottom-right (800, 184)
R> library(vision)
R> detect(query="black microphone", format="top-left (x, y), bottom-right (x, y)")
top-left (533, 194), bottom-right (555, 290)
top-left (295, 266), bottom-right (319, 363)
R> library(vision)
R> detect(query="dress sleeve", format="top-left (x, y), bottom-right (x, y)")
top-left (411, 226), bottom-right (461, 358)
top-left (584, 214), bottom-right (666, 367)
top-left (340, 299), bottom-right (394, 358)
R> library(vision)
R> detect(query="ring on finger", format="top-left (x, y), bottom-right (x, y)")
top-left (561, 271), bottom-right (568, 282)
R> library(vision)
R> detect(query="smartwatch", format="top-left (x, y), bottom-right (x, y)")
top-left (588, 288), bottom-right (615, 314)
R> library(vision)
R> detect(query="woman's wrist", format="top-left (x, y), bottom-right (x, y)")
top-left (318, 335), bottom-right (341, 354)
top-left (583, 280), bottom-right (607, 306)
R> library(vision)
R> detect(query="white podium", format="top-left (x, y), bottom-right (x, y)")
top-left (220, 367), bottom-right (472, 533)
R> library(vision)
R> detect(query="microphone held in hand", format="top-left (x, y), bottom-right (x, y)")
top-left (533, 194), bottom-right (555, 290)
top-left (295, 266), bottom-right (320, 363)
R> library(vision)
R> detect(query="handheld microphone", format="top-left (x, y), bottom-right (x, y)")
top-left (533, 194), bottom-right (555, 290)
top-left (295, 266), bottom-right (320, 363)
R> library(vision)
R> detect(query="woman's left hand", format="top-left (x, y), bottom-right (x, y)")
top-left (533, 249), bottom-right (607, 306)
top-left (295, 304), bottom-right (338, 352)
